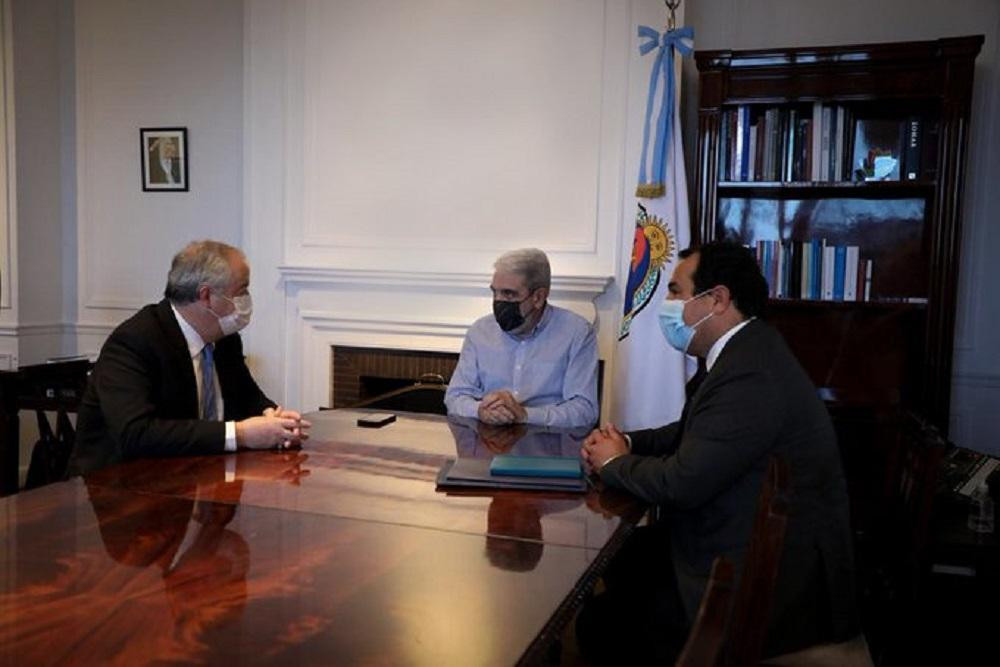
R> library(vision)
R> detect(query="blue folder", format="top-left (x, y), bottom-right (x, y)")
top-left (489, 455), bottom-right (582, 479)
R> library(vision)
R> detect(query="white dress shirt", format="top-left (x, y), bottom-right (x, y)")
top-left (170, 304), bottom-right (237, 451)
top-left (705, 317), bottom-right (755, 371)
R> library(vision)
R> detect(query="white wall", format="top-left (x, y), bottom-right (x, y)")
top-left (74, 0), bottom-right (244, 358)
top-left (12, 0), bottom-right (76, 365)
top-left (0, 0), bottom-right (18, 370)
top-left (680, 0), bottom-right (1000, 453)
top-left (244, 0), bottom-right (677, 413)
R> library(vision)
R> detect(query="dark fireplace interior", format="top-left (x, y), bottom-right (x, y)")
top-left (330, 346), bottom-right (459, 409)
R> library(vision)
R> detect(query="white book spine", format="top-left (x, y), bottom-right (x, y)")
top-left (844, 246), bottom-right (860, 301)
top-left (748, 124), bottom-right (758, 182)
top-left (734, 108), bottom-right (744, 181)
top-left (811, 102), bottom-right (823, 182)
top-left (822, 245), bottom-right (835, 300)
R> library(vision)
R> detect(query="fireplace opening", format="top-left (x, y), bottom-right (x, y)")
top-left (359, 376), bottom-right (414, 399)
top-left (331, 346), bottom-right (459, 409)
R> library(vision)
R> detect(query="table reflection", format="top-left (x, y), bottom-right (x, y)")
top-left (446, 416), bottom-right (589, 571)
top-left (86, 473), bottom-right (250, 636)
top-left (446, 415), bottom-right (589, 458)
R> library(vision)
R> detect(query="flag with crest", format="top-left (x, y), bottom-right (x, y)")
top-left (611, 25), bottom-right (694, 430)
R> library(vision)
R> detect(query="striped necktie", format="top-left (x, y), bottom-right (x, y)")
top-left (201, 343), bottom-right (218, 420)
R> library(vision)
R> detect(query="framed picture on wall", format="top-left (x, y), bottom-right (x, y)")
top-left (140, 127), bottom-right (188, 191)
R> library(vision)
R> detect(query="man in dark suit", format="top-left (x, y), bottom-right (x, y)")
top-left (580, 241), bottom-right (858, 661)
top-left (69, 240), bottom-right (309, 476)
top-left (148, 137), bottom-right (182, 184)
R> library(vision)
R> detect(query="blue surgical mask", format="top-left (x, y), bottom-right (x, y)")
top-left (657, 291), bottom-right (714, 353)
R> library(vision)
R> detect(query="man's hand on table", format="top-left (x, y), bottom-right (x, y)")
top-left (477, 390), bottom-right (528, 425)
top-left (237, 406), bottom-right (311, 450)
top-left (581, 423), bottom-right (628, 474)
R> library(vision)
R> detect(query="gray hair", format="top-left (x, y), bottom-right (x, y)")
top-left (493, 248), bottom-right (551, 290)
top-left (164, 240), bottom-right (243, 304)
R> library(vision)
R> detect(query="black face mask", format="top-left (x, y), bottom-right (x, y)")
top-left (493, 298), bottom-right (528, 332)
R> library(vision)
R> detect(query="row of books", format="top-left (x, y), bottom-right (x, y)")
top-left (753, 240), bottom-right (872, 301)
top-left (719, 103), bottom-right (926, 183)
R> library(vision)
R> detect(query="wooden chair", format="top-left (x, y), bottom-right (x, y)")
top-left (674, 456), bottom-right (791, 667)
top-left (724, 455), bottom-right (792, 667)
top-left (676, 556), bottom-right (735, 667)
top-left (855, 410), bottom-right (947, 663)
top-left (19, 359), bottom-right (93, 489)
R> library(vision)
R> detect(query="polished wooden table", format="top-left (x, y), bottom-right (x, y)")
top-left (0, 410), bottom-right (644, 665)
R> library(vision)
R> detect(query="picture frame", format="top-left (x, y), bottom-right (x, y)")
top-left (140, 127), bottom-right (188, 191)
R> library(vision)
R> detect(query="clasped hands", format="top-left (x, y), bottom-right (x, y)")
top-left (580, 423), bottom-right (628, 474)
top-left (236, 406), bottom-right (312, 450)
top-left (477, 390), bottom-right (528, 425)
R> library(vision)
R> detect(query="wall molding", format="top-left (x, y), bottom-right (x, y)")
top-left (280, 265), bottom-right (613, 298)
top-left (280, 0), bottom-right (628, 276)
top-left (300, 309), bottom-right (472, 339)
top-left (1, 0), bottom-right (18, 313)
top-left (82, 297), bottom-right (145, 311)
top-left (15, 322), bottom-right (75, 336)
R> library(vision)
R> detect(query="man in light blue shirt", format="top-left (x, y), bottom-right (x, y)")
top-left (445, 248), bottom-right (599, 428)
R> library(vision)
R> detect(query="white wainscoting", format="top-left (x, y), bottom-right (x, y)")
top-left (281, 0), bottom-right (629, 277)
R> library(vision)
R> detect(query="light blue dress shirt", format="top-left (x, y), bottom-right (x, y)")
top-left (445, 304), bottom-right (599, 428)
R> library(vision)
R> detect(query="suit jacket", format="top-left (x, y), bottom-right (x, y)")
top-left (148, 153), bottom-right (181, 185)
top-left (69, 299), bottom-right (275, 476)
top-left (601, 320), bottom-right (857, 654)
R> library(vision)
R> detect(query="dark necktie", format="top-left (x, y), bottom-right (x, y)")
top-left (671, 366), bottom-right (708, 450)
top-left (201, 344), bottom-right (218, 420)
top-left (685, 366), bottom-right (708, 400)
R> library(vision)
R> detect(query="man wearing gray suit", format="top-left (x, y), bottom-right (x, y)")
top-left (581, 241), bottom-right (858, 661)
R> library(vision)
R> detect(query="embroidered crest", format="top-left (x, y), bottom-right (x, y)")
top-left (618, 203), bottom-right (675, 340)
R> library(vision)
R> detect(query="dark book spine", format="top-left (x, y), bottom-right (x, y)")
top-left (789, 241), bottom-right (801, 299)
top-left (904, 116), bottom-right (921, 180)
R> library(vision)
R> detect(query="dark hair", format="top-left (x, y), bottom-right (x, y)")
top-left (678, 241), bottom-right (767, 319)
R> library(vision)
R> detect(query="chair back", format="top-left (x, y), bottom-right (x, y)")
top-left (891, 412), bottom-right (947, 563)
top-left (725, 455), bottom-right (792, 667)
top-left (676, 556), bottom-right (735, 667)
top-left (869, 411), bottom-right (946, 607)
top-left (21, 359), bottom-right (93, 489)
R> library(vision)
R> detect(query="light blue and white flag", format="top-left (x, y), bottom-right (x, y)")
top-left (612, 25), bottom-right (694, 431)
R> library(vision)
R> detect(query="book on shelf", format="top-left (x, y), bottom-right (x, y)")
top-left (715, 103), bottom-right (940, 185)
top-left (819, 105), bottom-right (832, 181)
top-left (844, 246), bottom-right (860, 301)
top-left (751, 241), bottom-right (873, 303)
top-left (852, 118), bottom-right (904, 181)
top-left (821, 244), bottom-right (834, 300)
top-left (903, 116), bottom-right (921, 180)
top-left (833, 106), bottom-right (846, 181)
top-left (810, 103), bottom-right (823, 181)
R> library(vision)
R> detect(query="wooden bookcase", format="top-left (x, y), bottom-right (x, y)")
top-left (692, 36), bottom-right (983, 432)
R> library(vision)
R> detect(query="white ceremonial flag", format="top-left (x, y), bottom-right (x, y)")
top-left (611, 25), bottom-right (694, 431)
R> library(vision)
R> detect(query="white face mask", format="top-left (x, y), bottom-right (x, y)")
top-left (210, 292), bottom-right (253, 336)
